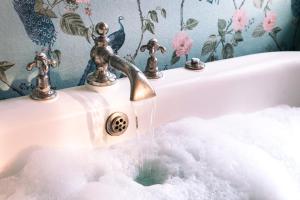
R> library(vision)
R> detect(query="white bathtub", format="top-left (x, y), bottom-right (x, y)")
top-left (1, 51), bottom-right (300, 174)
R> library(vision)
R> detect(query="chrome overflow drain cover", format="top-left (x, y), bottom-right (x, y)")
top-left (106, 112), bottom-right (129, 136)
top-left (185, 58), bottom-right (205, 70)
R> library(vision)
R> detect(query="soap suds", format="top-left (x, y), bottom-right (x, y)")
top-left (1, 106), bottom-right (300, 200)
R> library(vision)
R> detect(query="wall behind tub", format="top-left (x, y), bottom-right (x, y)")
top-left (0, 0), bottom-right (299, 100)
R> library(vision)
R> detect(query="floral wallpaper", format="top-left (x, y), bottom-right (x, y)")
top-left (0, 0), bottom-right (299, 100)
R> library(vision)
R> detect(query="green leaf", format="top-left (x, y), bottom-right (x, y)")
top-left (218, 19), bottom-right (227, 30)
top-left (34, 0), bottom-right (57, 18)
top-left (222, 43), bottom-right (234, 59)
top-left (252, 23), bottom-right (266, 37)
top-left (145, 21), bottom-right (155, 34)
top-left (44, 9), bottom-right (57, 18)
top-left (0, 61), bottom-right (14, 72)
top-left (0, 69), bottom-right (6, 80)
top-left (218, 20), bottom-right (226, 40)
top-left (0, 71), bottom-right (8, 84)
top-left (234, 31), bottom-right (244, 42)
top-left (170, 51), bottom-right (180, 65)
top-left (50, 50), bottom-right (62, 66)
top-left (201, 35), bottom-right (217, 56)
top-left (232, 39), bottom-right (238, 46)
top-left (269, 27), bottom-right (282, 39)
top-left (0, 61), bottom-right (14, 83)
top-left (220, 31), bottom-right (226, 42)
top-left (34, 0), bottom-right (43, 13)
top-left (253, 0), bottom-right (265, 8)
top-left (264, 4), bottom-right (271, 12)
top-left (206, 53), bottom-right (218, 62)
top-left (161, 8), bottom-right (167, 18)
top-left (52, 0), bottom-right (61, 5)
top-left (185, 18), bottom-right (199, 30)
top-left (149, 10), bottom-right (158, 23)
top-left (272, 26), bottom-right (282, 34)
top-left (60, 13), bottom-right (89, 38)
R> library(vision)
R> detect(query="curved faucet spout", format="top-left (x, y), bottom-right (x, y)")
top-left (109, 55), bottom-right (156, 101)
top-left (86, 21), bottom-right (156, 101)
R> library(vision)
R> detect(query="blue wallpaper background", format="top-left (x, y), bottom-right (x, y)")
top-left (0, 0), bottom-right (299, 100)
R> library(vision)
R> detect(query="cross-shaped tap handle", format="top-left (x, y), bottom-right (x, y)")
top-left (140, 38), bottom-right (166, 57)
top-left (26, 51), bottom-right (57, 101)
top-left (27, 52), bottom-right (57, 72)
top-left (140, 39), bottom-right (166, 79)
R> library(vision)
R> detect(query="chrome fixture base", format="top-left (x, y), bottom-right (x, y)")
top-left (106, 112), bottom-right (129, 136)
top-left (87, 71), bottom-right (116, 87)
top-left (185, 58), bottom-right (205, 71)
top-left (144, 70), bottom-right (163, 79)
top-left (140, 38), bottom-right (166, 79)
top-left (27, 52), bottom-right (58, 101)
top-left (31, 88), bottom-right (57, 101)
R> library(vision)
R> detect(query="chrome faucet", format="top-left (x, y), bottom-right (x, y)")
top-left (87, 22), bottom-right (156, 101)
top-left (27, 52), bottom-right (57, 100)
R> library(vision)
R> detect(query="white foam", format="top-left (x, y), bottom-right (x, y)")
top-left (1, 106), bottom-right (300, 200)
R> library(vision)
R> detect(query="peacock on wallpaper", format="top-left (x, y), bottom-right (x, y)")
top-left (0, 0), bottom-right (299, 100)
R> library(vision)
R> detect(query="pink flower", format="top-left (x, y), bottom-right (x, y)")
top-left (263, 11), bottom-right (277, 32)
top-left (233, 9), bottom-right (248, 31)
top-left (172, 31), bottom-right (192, 57)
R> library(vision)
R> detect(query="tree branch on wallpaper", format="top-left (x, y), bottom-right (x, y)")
top-left (233, 0), bottom-right (238, 9)
top-left (131, 0), bottom-right (145, 62)
top-left (129, 0), bottom-right (167, 63)
top-left (232, 0), bottom-right (246, 9)
top-left (252, 0), bottom-right (284, 51)
top-left (180, 0), bottom-right (185, 31)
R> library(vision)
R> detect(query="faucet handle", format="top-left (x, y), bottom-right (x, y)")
top-left (140, 38), bottom-right (166, 56)
top-left (92, 22), bottom-right (111, 49)
top-left (26, 52), bottom-right (57, 101)
top-left (140, 39), bottom-right (166, 79)
top-left (95, 22), bottom-right (109, 36)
